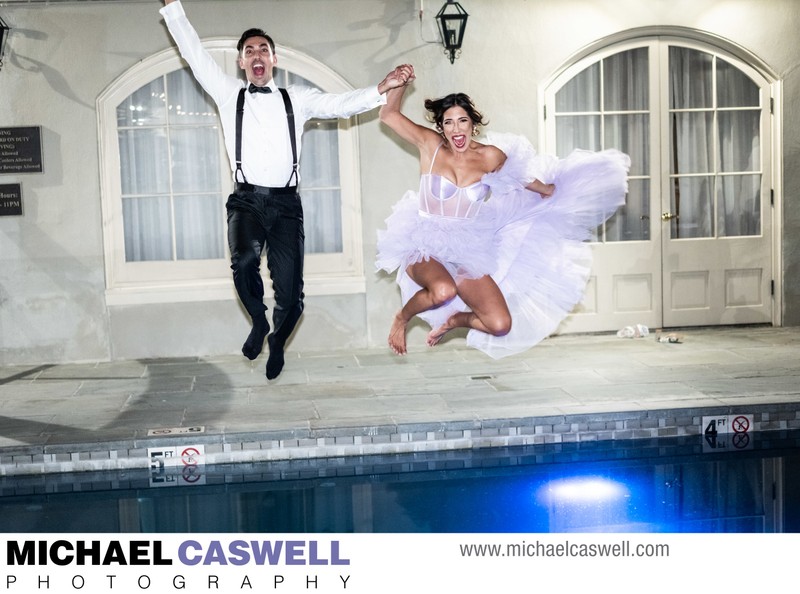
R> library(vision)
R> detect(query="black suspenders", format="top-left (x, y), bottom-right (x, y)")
top-left (234, 88), bottom-right (247, 183)
top-left (278, 88), bottom-right (299, 188)
top-left (234, 86), bottom-right (298, 188)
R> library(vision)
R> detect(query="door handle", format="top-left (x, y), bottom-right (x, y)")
top-left (661, 212), bottom-right (679, 221)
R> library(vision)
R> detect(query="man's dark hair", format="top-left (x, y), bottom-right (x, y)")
top-left (237, 28), bottom-right (276, 54)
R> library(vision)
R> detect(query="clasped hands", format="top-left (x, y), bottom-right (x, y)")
top-left (378, 64), bottom-right (416, 94)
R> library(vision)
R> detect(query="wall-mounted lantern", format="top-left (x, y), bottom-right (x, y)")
top-left (435, 0), bottom-right (468, 64)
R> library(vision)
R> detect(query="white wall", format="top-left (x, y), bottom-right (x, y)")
top-left (1, 0), bottom-right (800, 365)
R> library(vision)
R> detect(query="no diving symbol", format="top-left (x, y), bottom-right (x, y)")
top-left (731, 416), bottom-right (750, 433)
top-left (182, 465), bottom-right (202, 483)
top-left (732, 432), bottom-right (750, 449)
top-left (181, 447), bottom-right (201, 465)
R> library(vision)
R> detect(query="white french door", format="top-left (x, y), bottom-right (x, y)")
top-left (543, 36), bottom-right (775, 333)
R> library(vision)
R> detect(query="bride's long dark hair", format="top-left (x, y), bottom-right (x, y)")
top-left (424, 93), bottom-right (488, 134)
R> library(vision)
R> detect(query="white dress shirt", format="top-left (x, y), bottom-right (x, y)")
top-left (160, 1), bottom-right (386, 187)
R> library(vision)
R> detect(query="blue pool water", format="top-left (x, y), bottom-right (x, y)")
top-left (2, 431), bottom-right (800, 533)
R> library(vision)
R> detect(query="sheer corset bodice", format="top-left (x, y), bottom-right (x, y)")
top-left (418, 144), bottom-right (490, 219)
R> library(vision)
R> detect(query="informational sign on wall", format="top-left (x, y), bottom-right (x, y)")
top-left (702, 413), bottom-right (754, 452)
top-left (0, 126), bottom-right (43, 174)
top-left (148, 444), bottom-right (207, 487)
top-left (0, 183), bottom-right (22, 216)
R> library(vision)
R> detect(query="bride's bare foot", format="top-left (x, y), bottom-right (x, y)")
top-left (388, 313), bottom-right (408, 355)
top-left (426, 317), bottom-right (456, 347)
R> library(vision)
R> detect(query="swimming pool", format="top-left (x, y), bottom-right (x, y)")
top-left (2, 430), bottom-right (799, 533)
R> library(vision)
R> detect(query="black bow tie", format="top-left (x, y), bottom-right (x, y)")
top-left (248, 84), bottom-right (272, 94)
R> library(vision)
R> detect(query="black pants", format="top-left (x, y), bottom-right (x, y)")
top-left (226, 186), bottom-right (305, 346)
